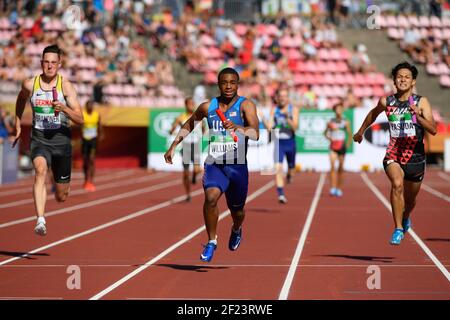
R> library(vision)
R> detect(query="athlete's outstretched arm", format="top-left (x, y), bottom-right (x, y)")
top-left (164, 102), bottom-right (208, 164)
top-left (60, 80), bottom-right (84, 125)
top-left (265, 107), bottom-right (275, 130)
top-left (345, 120), bottom-right (353, 149)
top-left (323, 122), bottom-right (331, 141)
top-left (12, 78), bottom-right (33, 147)
top-left (353, 97), bottom-right (386, 143)
top-left (98, 115), bottom-right (104, 140)
top-left (286, 105), bottom-right (299, 131)
top-left (413, 97), bottom-right (437, 135)
top-left (223, 99), bottom-right (259, 140)
top-left (169, 115), bottom-right (182, 135)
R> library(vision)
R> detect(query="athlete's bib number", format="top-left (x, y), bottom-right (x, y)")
top-left (390, 120), bottom-right (416, 138)
top-left (83, 127), bottom-right (98, 139)
top-left (274, 128), bottom-right (293, 140)
top-left (34, 113), bottom-right (61, 130)
top-left (330, 130), bottom-right (345, 141)
top-left (210, 141), bottom-right (237, 158)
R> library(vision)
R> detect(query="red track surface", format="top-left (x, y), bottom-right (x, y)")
top-left (0, 168), bottom-right (448, 300)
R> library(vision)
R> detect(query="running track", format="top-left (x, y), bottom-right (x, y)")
top-left (0, 168), bottom-right (448, 300)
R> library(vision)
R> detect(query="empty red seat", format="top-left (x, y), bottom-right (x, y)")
top-left (204, 72), bottom-right (216, 84)
top-left (438, 63), bottom-right (449, 75)
top-left (408, 16), bottom-right (419, 28)
top-left (430, 16), bottom-right (442, 28)
top-left (440, 75), bottom-right (450, 87)
top-left (287, 48), bottom-right (302, 60)
top-left (418, 16), bottom-right (430, 28)
top-left (386, 15), bottom-right (398, 28)
top-left (267, 24), bottom-right (280, 37)
top-left (375, 15), bottom-right (386, 28)
top-left (372, 86), bottom-right (385, 97)
top-left (426, 64), bottom-right (439, 75)
top-left (334, 73), bottom-right (346, 85)
top-left (235, 24), bottom-right (248, 37)
top-left (397, 15), bottom-right (410, 28)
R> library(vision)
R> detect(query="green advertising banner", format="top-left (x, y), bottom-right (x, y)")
top-left (148, 108), bottom-right (183, 153)
top-left (148, 108), bottom-right (354, 155)
top-left (296, 109), bottom-right (354, 153)
top-left (148, 108), bottom-right (208, 153)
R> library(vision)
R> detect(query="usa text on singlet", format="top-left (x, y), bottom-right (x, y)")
top-left (206, 97), bottom-right (248, 164)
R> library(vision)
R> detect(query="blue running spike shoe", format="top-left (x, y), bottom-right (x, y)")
top-left (390, 228), bottom-right (404, 245)
top-left (329, 188), bottom-right (337, 196)
top-left (335, 189), bottom-right (343, 197)
top-left (229, 227), bottom-right (242, 251)
top-left (402, 218), bottom-right (411, 233)
top-left (200, 242), bottom-right (216, 262)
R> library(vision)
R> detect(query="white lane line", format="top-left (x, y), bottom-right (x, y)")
top-left (0, 172), bottom-right (169, 209)
top-left (126, 298), bottom-right (250, 300)
top-left (0, 169), bottom-right (138, 197)
top-left (1, 264), bottom-right (448, 268)
top-left (437, 172), bottom-right (450, 183)
top-left (344, 291), bottom-right (450, 295)
top-left (0, 297), bottom-right (63, 300)
top-left (278, 173), bottom-right (326, 300)
top-left (422, 184), bottom-right (450, 203)
top-left (89, 180), bottom-right (275, 300)
top-left (0, 179), bottom-right (179, 229)
top-left (0, 188), bottom-right (205, 267)
top-left (361, 173), bottom-right (450, 282)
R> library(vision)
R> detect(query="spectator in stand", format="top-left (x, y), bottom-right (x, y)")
top-left (412, 38), bottom-right (434, 64)
top-left (193, 82), bottom-right (207, 107)
top-left (240, 30), bottom-right (254, 66)
top-left (323, 22), bottom-right (339, 47)
top-left (220, 36), bottom-right (237, 61)
top-left (400, 28), bottom-right (422, 58)
top-left (349, 44), bottom-right (374, 73)
top-left (317, 95), bottom-right (329, 110)
top-left (269, 35), bottom-right (282, 62)
top-left (315, 22), bottom-right (339, 48)
top-left (326, 0), bottom-right (338, 25)
top-left (343, 88), bottom-right (361, 109)
top-left (156, 60), bottom-right (175, 85)
top-left (302, 89), bottom-right (317, 109)
top-left (429, 0), bottom-right (443, 18)
top-left (441, 41), bottom-right (450, 67)
top-left (0, 106), bottom-right (11, 144)
top-left (303, 34), bottom-right (318, 61)
top-left (338, 0), bottom-right (352, 28)
top-left (214, 19), bottom-right (228, 45)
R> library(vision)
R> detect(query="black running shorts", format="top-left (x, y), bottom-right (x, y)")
top-left (31, 138), bottom-right (72, 184)
top-left (82, 138), bottom-right (97, 157)
top-left (383, 158), bottom-right (425, 183)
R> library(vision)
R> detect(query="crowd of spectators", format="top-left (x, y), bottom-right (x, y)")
top-left (377, 0), bottom-right (450, 88)
top-left (149, 1), bottom-right (388, 113)
top-left (0, 0), bottom-right (184, 108)
top-left (0, 105), bottom-right (14, 144)
top-left (3, 0), bottom-right (446, 113)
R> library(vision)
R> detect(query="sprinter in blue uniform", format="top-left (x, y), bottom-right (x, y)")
top-left (164, 68), bottom-right (260, 262)
top-left (268, 87), bottom-right (299, 204)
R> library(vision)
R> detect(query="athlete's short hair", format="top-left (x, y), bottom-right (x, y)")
top-left (391, 61), bottom-right (418, 80)
top-left (276, 85), bottom-right (289, 96)
top-left (218, 67), bottom-right (239, 82)
top-left (184, 96), bottom-right (193, 105)
top-left (42, 44), bottom-right (62, 59)
top-left (333, 102), bottom-right (343, 112)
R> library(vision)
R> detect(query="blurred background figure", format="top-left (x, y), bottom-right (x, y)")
top-left (81, 100), bottom-right (102, 191)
